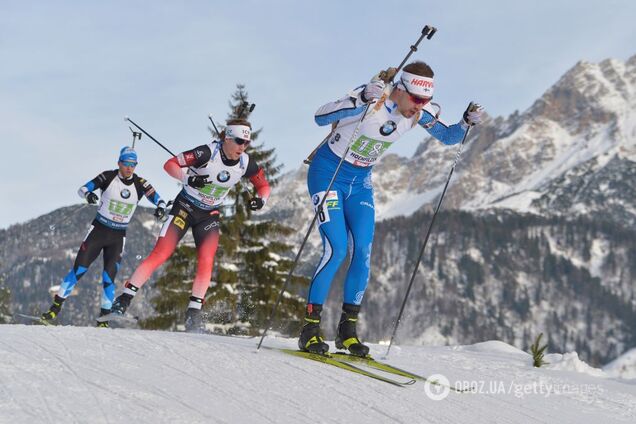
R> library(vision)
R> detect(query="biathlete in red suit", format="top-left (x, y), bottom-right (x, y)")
top-left (110, 119), bottom-right (270, 332)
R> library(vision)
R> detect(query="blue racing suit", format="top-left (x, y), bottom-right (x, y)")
top-left (307, 84), bottom-right (468, 306)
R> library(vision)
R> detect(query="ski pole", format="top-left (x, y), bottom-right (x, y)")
top-left (49, 203), bottom-right (91, 231)
top-left (385, 115), bottom-right (476, 358)
top-left (256, 25), bottom-right (438, 351)
top-left (125, 117), bottom-right (204, 176)
top-left (129, 126), bottom-right (142, 149)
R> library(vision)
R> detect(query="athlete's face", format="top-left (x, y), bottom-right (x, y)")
top-left (118, 161), bottom-right (136, 178)
top-left (222, 136), bottom-right (249, 160)
top-left (393, 89), bottom-right (432, 118)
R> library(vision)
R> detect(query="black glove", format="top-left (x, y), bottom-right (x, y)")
top-left (154, 202), bottom-right (167, 220)
top-left (248, 197), bottom-right (265, 211)
top-left (187, 175), bottom-right (208, 189)
top-left (85, 192), bottom-right (98, 205)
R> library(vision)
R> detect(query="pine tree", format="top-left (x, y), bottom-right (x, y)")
top-left (0, 272), bottom-right (11, 324)
top-left (212, 84), bottom-right (308, 336)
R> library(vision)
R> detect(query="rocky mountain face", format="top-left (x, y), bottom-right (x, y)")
top-left (262, 55), bottom-right (636, 365)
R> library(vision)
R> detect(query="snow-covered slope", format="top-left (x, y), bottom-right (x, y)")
top-left (605, 348), bottom-right (636, 380)
top-left (1, 325), bottom-right (635, 423)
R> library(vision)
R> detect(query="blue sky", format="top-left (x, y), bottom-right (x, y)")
top-left (1, 0), bottom-right (634, 229)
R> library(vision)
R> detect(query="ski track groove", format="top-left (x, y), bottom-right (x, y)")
top-left (0, 336), bottom-right (65, 423)
top-left (271, 352), bottom-right (416, 422)
top-left (24, 334), bottom-right (111, 424)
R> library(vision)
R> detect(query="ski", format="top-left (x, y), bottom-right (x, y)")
top-left (332, 352), bottom-right (467, 393)
top-left (14, 313), bottom-right (55, 326)
top-left (96, 313), bottom-right (139, 324)
top-left (264, 347), bottom-right (415, 387)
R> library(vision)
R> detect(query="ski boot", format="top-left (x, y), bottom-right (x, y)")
top-left (40, 295), bottom-right (65, 323)
top-left (184, 308), bottom-right (206, 334)
top-left (110, 293), bottom-right (133, 316)
top-left (111, 282), bottom-right (138, 316)
top-left (96, 308), bottom-right (111, 328)
top-left (298, 304), bottom-right (329, 355)
top-left (335, 304), bottom-right (370, 357)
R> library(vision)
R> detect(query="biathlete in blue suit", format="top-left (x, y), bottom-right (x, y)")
top-left (40, 147), bottom-right (166, 327)
top-left (299, 61), bottom-right (485, 355)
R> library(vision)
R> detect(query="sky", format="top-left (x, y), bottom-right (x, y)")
top-left (1, 0), bottom-right (635, 229)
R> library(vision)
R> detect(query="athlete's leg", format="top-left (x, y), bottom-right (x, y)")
top-left (57, 224), bottom-right (104, 299)
top-left (190, 211), bottom-right (220, 301)
top-left (101, 234), bottom-right (125, 311)
top-left (306, 177), bottom-right (349, 306)
top-left (128, 209), bottom-right (189, 289)
top-left (342, 178), bottom-right (375, 306)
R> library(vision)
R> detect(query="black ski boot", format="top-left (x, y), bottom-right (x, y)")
top-left (335, 303), bottom-right (370, 357)
top-left (298, 304), bottom-right (329, 355)
top-left (111, 293), bottom-right (133, 316)
top-left (184, 308), bottom-right (206, 334)
top-left (96, 308), bottom-right (111, 328)
top-left (111, 282), bottom-right (138, 315)
top-left (41, 295), bottom-right (65, 322)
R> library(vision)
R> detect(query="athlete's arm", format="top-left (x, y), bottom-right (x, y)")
top-left (77, 170), bottom-right (116, 199)
top-left (134, 176), bottom-right (164, 207)
top-left (243, 159), bottom-right (271, 203)
top-left (314, 85), bottom-right (369, 127)
top-left (164, 145), bottom-right (212, 182)
top-left (418, 110), bottom-right (468, 146)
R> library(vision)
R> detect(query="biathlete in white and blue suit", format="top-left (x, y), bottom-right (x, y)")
top-left (40, 147), bottom-right (166, 327)
top-left (299, 61), bottom-right (485, 356)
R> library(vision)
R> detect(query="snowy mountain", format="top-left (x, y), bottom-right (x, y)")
top-left (261, 55), bottom-right (636, 365)
top-left (1, 326), bottom-right (634, 423)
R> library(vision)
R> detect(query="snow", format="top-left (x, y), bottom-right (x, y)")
top-left (1, 325), bottom-right (635, 423)
top-left (605, 348), bottom-right (636, 380)
top-left (545, 352), bottom-right (606, 378)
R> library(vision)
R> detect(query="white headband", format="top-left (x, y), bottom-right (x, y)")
top-left (400, 70), bottom-right (434, 97)
top-left (225, 124), bottom-right (251, 141)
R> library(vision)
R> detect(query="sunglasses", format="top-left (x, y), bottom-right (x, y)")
top-left (400, 80), bottom-right (432, 106)
top-left (120, 161), bottom-right (137, 167)
top-left (231, 137), bottom-right (251, 146)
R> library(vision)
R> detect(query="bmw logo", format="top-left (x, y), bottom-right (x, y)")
top-left (120, 189), bottom-right (131, 199)
top-left (312, 194), bottom-right (320, 205)
top-left (379, 120), bottom-right (397, 136)
top-left (217, 170), bottom-right (231, 183)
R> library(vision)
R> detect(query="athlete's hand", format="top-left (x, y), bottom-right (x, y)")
top-left (154, 202), bottom-right (167, 220)
top-left (85, 192), bottom-right (98, 205)
top-left (361, 79), bottom-right (385, 103)
top-left (187, 175), bottom-right (208, 189)
top-left (248, 197), bottom-right (265, 211)
top-left (463, 102), bottom-right (484, 126)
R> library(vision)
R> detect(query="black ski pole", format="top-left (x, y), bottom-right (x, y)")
top-left (125, 117), bottom-right (204, 176)
top-left (256, 25), bottom-right (438, 351)
top-left (49, 203), bottom-right (91, 231)
top-left (125, 117), bottom-right (178, 157)
top-left (129, 126), bottom-right (142, 149)
top-left (384, 114), bottom-right (476, 358)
